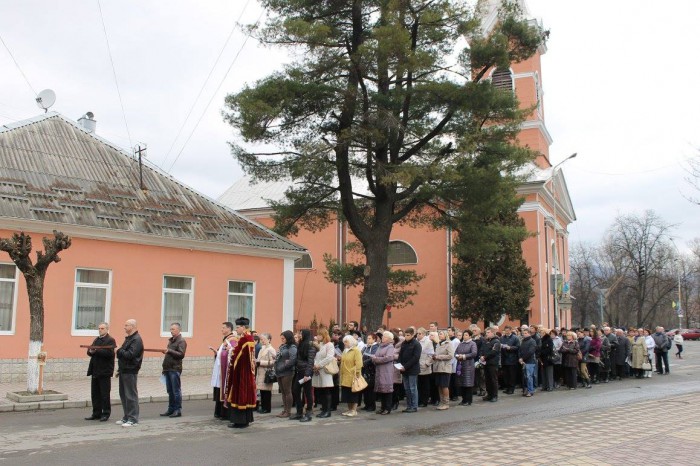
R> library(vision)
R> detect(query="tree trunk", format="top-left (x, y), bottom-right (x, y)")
top-left (361, 231), bottom-right (391, 332)
top-left (25, 273), bottom-right (45, 393)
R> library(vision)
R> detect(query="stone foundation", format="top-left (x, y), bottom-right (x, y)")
top-left (0, 356), bottom-right (213, 383)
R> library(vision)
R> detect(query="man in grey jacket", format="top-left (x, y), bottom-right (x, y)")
top-left (652, 326), bottom-right (671, 375)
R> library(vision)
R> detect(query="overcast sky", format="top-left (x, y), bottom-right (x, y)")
top-left (1, 1), bottom-right (699, 252)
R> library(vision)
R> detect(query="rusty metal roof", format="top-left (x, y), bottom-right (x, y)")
top-left (0, 112), bottom-right (304, 253)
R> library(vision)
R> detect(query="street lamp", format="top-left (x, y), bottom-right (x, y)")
top-left (551, 152), bottom-right (577, 328)
top-left (670, 239), bottom-right (683, 330)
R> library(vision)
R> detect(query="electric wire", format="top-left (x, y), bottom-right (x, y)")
top-left (160, 0), bottom-right (253, 169)
top-left (166, 10), bottom-right (265, 173)
top-left (96, 0), bottom-right (133, 149)
top-left (0, 33), bottom-right (37, 96)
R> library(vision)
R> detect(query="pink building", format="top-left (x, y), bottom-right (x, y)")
top-left (0, 112), bottom-right (304, 382)
top-left (219, 3), bottom-right (576, 332)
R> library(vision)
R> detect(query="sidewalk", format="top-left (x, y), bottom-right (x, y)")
top-left (0, 374), bottom-right (214, 412)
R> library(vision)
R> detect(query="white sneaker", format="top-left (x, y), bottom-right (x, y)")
top-left (115, 419), bottom-right (126, 425)
top-left (122, 420), bottom-right (138, 427)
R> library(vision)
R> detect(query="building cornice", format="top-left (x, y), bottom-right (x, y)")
top-left (520, 119), bottom-right (553, 145)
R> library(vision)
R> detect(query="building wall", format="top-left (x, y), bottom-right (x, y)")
top-left (0, 229), bottom-right (288, 380)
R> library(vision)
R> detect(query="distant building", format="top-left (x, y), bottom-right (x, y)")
top-left (0, 112), bottom-right (304, 382)
top-left (219, 3), bottom-right (575, 332)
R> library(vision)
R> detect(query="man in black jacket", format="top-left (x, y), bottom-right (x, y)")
top-left (160, 322), bottom-right (187, 418)
top-left (85, 322), bottom-right (116, 421)
top-left (116, 319), bottom-right (144, 427)
top-left (480, 328), bottom-right (501, 402)
top-left (500, 326), bottom-right (520, 395)
top-left (398, 327), bottom-right (422, 412)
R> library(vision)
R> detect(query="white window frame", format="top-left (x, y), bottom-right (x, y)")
top-left (0, 263), bottom-right (19, 335)
top-left (227, 280), bottom-right (256, 330)
top-left (71, 268), bottom-right (112, 337)
top-left (161, 274), bottom-right (195, 337)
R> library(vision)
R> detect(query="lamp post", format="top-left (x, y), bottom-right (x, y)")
top-left (670, 239), bottom-right (683, 330)
top-left (551, 152), bottom-right (577, 328)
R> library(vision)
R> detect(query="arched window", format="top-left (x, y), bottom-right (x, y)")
top-left (387, 241), bottom-right (418, 265)
top-left (294, 253), bottom-right (313, 269)
top-left (491, 67), bottom-right (514, 91)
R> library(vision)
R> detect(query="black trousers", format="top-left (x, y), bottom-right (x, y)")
top-left (655, 351), bottom-right (670, 373)
top-left (461, 386), bottom-right (473, 404)
top-left (418, 375), bottom-right (431, 405)
top-left (363, 384), bottom-right (376, 409)
top-left (331, 378), bottom-right (340, 410)
top-left (449, 373), bottom-right (459, 399)
top-left (484, 365), bottom-right (499, 399)
top-left (90, 376), bottom-right (111, 417)
top-left (316, 387), bottom-right (332, 412)
top-left (259, 390), bottom-right (271, 412)
top-left (429, 373), bottom-right (439, 403)
top-left (392, 383), bottom-right (403, 407)
top-left (293, 379), bottom-right (313, 414)
top-left (379, 392), bottom-right (392, 412)
top-left (565, 367), bottom-right (577, 388)
top-left (213, 387), bottom-right (229, 418)
top-left (502, 365), bottom-right (518, 391)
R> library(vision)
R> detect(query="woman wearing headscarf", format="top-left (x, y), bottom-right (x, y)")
top-left (339, 334), bottom-right (363, 417)
top-left (559, 331), bottom-right (580, 390)
top-left (291, 329), bottom-right (317, 421)
top-left (311, 328), bottom-right (336, 418)
top-left (454, 330), bottom-right (478, 406)
top-left (371, 331), bottom-right (396, 415)
top-left (254, 333), bottom-right (276, 414)
top-left (274, 330), bottom-right (297, 418)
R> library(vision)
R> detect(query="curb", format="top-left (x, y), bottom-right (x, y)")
top-left (0, 392), bottom-right (214, 413)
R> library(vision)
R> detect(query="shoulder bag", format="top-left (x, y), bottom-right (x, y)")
top-left (351, 373), bottom-right (368, 392)
top-left (324, 357), bottom-right (339, 375)
top-left (264, 350), bottom-right (278, 384)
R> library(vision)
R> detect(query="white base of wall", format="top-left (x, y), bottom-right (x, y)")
top-left (0, 356), bottom-right (213, 383)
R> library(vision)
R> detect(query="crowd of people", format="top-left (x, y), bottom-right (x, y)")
top-left (82, 317), bottom-right (681, 429)
top-left (209, 320), bottom-right (681, 424)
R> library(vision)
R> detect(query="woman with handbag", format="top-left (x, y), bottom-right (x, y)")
top-left (454, 330), bottom-right (478, 406)
top-left (255, 333), bottom-right (277, 414)
top-left (559, 331), bottom-right (580, 390)
top-left (312, 328), bottom-right (336, 419)
top-left (340, 335), bottom-right (363, 417)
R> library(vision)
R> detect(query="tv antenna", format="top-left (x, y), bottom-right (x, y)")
top-left (35, 89), bottom-right (56, 112)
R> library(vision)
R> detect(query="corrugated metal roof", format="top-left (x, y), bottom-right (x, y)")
top-left (0, 112), bottom-right (304, 253)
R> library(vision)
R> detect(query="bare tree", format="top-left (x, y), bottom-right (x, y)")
top-left (570, 242), bottom-right (600, 327)
top-left (605, 211), bottom-right (677, 327)
top-left (0, 231), bottom-right (72, 393)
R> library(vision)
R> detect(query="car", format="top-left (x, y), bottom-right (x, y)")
top-left (666, 328), bottom-right (700, 341)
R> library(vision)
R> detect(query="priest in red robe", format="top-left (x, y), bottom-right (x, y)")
top-left (225, 317), bottom-right (257, 428)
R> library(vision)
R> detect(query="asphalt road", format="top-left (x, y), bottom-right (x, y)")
top-left (1, 342), bottom-right (698, 465)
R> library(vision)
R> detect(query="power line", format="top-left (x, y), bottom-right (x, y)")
top-left (160, 0), bottom-right (253, 169)
top-left (0, 33), bottom-right (37, 96)
top-left (167, 10), bottom-right (264, 173)
top-left (96, 0), bottom-right (133, 148)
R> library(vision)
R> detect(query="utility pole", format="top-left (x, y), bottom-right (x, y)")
top-left (551, 153), bottom-right (577, 328)
top-left (135, 144), bottom-right (147, 192)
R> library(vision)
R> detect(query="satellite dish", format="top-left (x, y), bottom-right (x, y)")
top-left (35, 89), bottom-right (56, 112)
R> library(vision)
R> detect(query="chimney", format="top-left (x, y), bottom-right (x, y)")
top-left (77, 112), bottom-right (96, 133)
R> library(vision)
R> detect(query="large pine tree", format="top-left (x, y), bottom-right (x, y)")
top-left (225, 0), bottom-right (546, 330)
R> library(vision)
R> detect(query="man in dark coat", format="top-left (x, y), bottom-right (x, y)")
top-left (398, 327), bottom-right (422, 412)
top-left (603, 326), bottom-right (618, 381)
top-left (613, 329), bottom-right (630, 380)
top-left (85, 322), bottom-right (116, 421)
top-left (480, 328), bottom-right (501, 402)
top-left (518, 328), bottom-right (537, 396)
top-left (500, 326), bottom-right (520, 395)
top-left (116, 319), bottom-right (144, 426)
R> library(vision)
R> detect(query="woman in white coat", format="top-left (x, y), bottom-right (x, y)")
top-left (255, 333), bottom-right (277, 413)
top-left (312, 328), bottom-right (336, 418)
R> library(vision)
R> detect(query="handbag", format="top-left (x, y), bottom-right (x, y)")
top-left (351, 374), bottom-right (368, 392)
top-left (642, 359), bottom-right (652, 371)
top-left (323, 357), bottom-right (339, 375)
top-left (264, 368), bottom-right (277, 384)
top-left (263, 350), bottom-right (277, 384)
